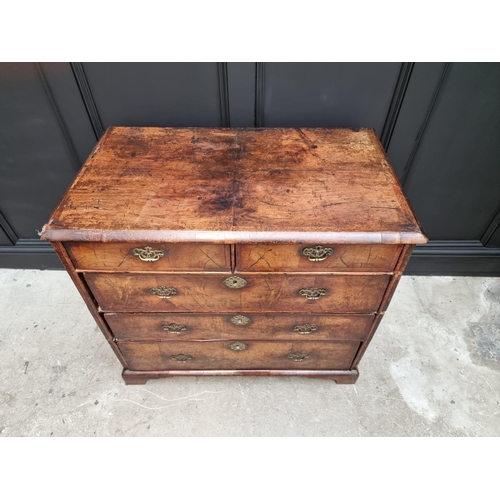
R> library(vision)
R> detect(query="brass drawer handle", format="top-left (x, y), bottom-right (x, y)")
top-left (229, 341), bottom-right (247, 351)
top-left (287, 352), bottom-right (310, 362)
top-left (299, 287), bottom-right (327, 300)
top-left (230, 315), bottom-right (251, 326)
top-left (162, 323), bottom-right (187, 334)
top-left (150, 286), bottom-right (177, 299)
top-left (223, 276), bottom-right (247, 289)
top-left (302, 245), bottom-right (334, 262)
top-left (293, 323), bottom-right (318, 334)
top-left (133, 246), bottom-right (165, 262)
top-left (171, 354), bottom-right (192, 362)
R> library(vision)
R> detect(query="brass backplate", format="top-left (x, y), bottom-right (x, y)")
top-left (302, 245), bottom-right (334, 262)
top-left (132, 246), bottom-right (165, 262)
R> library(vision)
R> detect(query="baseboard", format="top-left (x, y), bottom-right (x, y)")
top-left (0, 239), bottom-right (63, 269)
top-left (1, 239), bottom-right (499, 275)
top-left (407, 240), bottom-right (500, 276)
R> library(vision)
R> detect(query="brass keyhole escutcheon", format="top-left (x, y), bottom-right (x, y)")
top-left (223, 276), bottom-right (247, 289)
top-left (229, 315), bottom-right (251, 326)
top-left (229, 342), bottom-right (247, 351)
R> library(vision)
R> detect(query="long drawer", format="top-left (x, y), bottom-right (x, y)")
top-left (117, 340), bottom-right (360, 371)
top-left (66, 242), bottom-right (231, 272)
top-left (105, 312), bottom-right (374, 341)
top-left (236, 244), bottom-right (402, 272)
top-left (86, 273), bottom-right (390, 313)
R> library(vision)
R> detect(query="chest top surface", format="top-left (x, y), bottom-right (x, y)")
top-left (41, 127), bottom-right (426, 244)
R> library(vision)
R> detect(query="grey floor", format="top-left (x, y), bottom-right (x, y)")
top-left (0, 269), bottom-right (499, 437)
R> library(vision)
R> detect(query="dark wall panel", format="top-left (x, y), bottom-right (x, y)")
top-left (262, 62), bottom-right (401, 133)
top-left (0, 227), bottom-right (12, 246)
top-left (40, 62), bottom-right (97, 162)
top-left (0, 62), bottom-right (499, 274)
top-left (386, 62), bottom-right (448, 180)
top-left (0, 63), bottom-right (83, 239)
top-left (403, 63), bottom-right (500, 241)
top-left (486, 224), bottom-right (500, 247)
top-left (482, 207), bottom-right (500, 248)
top-left (227, 62), bottom-right (255, 127)
top-left (0, 239), bottom-right (63, 269)
top-left (82, 63), bottom-right (222, 128)
top-left (407, 255), bottom-right (500, 276)
top-left (0, 211), bottom-right (17, 244)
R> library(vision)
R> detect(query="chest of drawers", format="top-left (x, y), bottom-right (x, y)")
top-left (41, 127), bottom-right (426, 385)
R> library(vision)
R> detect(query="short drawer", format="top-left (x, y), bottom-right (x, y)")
top-left (86, 273), bottom-right (389, 313)
top-left (118, 340), bottom-right (360, 371)
top-left (66, 242), bottom-right (230, 272)
top-left (236, 244), bottom-right (402, 272)
top-left (105, 312), bottom-right (374, 341)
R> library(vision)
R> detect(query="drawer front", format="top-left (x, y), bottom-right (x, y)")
top-left (66, 242), bottom-right (230, 272)
top-left (86, 273), bottom-right (389, 313)
top-left (105, 313), bottom-right (374, 341)
top-left (118, 340), bottom-right (360, 371)
top-left (236, 244), bottom-right (402, 272)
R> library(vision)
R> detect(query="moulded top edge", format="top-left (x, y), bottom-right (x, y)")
top-left (40, 228), bottom-right (428, 245)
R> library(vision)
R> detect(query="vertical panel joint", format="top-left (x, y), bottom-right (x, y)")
top-left (255, 63), bottom-right (266, 127)
top-left (380, 62), bottom-right (414, 150)
top-left (0, 212), bottom-right (18, 244)
top-left (217, 63), bottom-right (231, 127)
top-left (70, 62), bottom-right (105, 138)
top-left (401, 63), bottom-right (451, 186)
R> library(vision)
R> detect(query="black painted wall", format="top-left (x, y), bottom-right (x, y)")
top-left (0, 62), bottom-right (499, 275)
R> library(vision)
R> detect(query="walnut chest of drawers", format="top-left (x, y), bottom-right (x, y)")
top-left (41, 127), bottom-right (427, 385)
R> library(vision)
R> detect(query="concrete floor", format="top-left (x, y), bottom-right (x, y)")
top-left (0, 269), bottom-right (499, 437)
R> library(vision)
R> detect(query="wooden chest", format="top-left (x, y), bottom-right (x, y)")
top-left (41, 127), bottom-right (427, 384)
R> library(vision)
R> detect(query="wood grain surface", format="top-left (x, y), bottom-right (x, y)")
top-left (105, 312), bottom-right (374, 341)
top-left (40, 127), bottom-right (427, 244)
top-left (66, 242), bottom-right (230, 272)
top-left (117, 340), bottom-right (360, 371)
top-left (86, 272), bottom-right (390, 313)
top-left (236, 243), bottom-right (402, 272)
